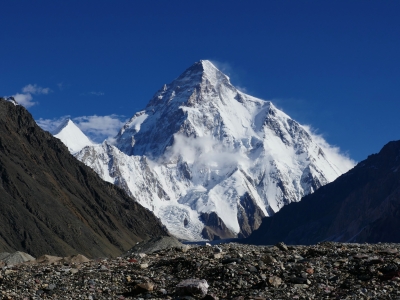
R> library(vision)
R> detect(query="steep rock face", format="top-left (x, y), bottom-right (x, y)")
top-left (0, 99), bottom-right (168, 258)
top-left (76, 60), bottom-right (354, 240)
top-left (246, 141), bottom-right (400, 245)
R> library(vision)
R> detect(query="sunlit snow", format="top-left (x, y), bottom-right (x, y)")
top-left (71, 60), bottom-right (355, 241)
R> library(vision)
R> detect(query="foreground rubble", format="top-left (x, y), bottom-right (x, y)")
top-left (2, 242), bottom-right (400, 299)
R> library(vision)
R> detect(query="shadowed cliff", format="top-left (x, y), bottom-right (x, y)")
top-left (0, 99), bottom-right (168, 257)
top-left (247, 140), bottom-right (400, 245)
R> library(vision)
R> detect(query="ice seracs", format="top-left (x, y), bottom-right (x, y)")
top-left (52, 119), bottom-right (93, 154)
top-left (74, 60), bottom-right (355, 240)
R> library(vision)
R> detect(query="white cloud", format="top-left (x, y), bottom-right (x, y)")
top-left (22, 84), bottom-right (51, 95)
top-left (165, 134), bottom-right (250, 168)
top-left (88, 91), bottom-right (105, 96)
top-left (11, 84), bottom-right (52, 108)
top-left (236, 86), bottom-right (248, 93)
top-left (209, 60), bottom-right (234, 79)
top-left (36, 116), bottom-right (70, 133)
top-left (209, 59), bottom-right (249, 94)
top-left (37, 114), bottom-right (127, 142)
top-left (80, 91), bottom-right (105, 96)
top-left (302, 124), bottom-right (356, 172)
top-left (73, 115), bottom-right (125, 141)
top-left (57, 82), bottom-right (65, 91)
top-left (12, 93), bottom-right (36, 108)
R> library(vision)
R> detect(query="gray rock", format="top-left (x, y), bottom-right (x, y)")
top-left (176, 279), bottom-right (209, 296)
top-left (263, 255), bottom-right (277, 264)
top-left (275, 242), bottom-right (289, 252)
top-left (0, 251), bottom-right (35, 265)
top-left (125, 236), bottom-right (185, 254)
top-left (268, 276), bottom-right (282, 287)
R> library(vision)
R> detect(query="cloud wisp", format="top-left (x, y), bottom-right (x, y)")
top-left (302, 124), bottom-right (356, 171)
top-left (209, 59), bottom-right (250, 95)
top-left (22, 84), bottom-right (51, 95)
top-left (89, 91), bottom-right (105, 96)
top-left (12, 84), bottom-right (52, 108)
top-left (73, 115), bottom-right (125, 142)
top-left (80, 91), bottom-right (105, 96)
top-left (36, 114), bottom-right (127, 143)
top-left (36, 116), bottom-right (72, 134)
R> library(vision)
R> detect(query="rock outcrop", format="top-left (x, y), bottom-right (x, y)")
top-left (247, 140), bottom-right (400, 245)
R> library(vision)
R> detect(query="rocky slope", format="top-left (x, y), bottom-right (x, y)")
top-left (2, 242), bottom-right (400, 299)
top-left (247, 140), bottom-right (400, 245)
top-left (75, 60), bottom-right (354, 241)
top-left (0, 98), bottom-right (168, 258)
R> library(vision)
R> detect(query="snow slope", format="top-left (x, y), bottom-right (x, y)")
top-left (52, 119), bottom-right (93, 153)
top-left (75, 60), bottom-right (355, 240)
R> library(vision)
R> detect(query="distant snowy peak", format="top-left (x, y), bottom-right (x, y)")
top-left (116, 60), bottom-right (258, 157)
top-left (78, 60), bottom-right (355, 241)
top-left (53, 119), bottom-right (93, 153)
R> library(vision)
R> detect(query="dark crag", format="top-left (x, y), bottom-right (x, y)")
top-left (246, 140), bottom-right (400, 245)
top-left (0, 99), bottom-right (168, 258)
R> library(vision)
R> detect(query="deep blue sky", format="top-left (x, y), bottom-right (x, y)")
top-left (1, 1), bottom-right (399, 162)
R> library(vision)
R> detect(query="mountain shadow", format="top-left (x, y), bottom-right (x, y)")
top-left (246, 140), bottom-right (400, 245)
top-left (0, 99), bottom-right (168, 258)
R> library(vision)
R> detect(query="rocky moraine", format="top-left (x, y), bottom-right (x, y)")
top-left (2, 240), bottom-right (400, 299)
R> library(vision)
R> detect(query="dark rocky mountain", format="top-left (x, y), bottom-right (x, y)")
top-left (0, 99), bottom-right (168, 258)
top-left (247, 140), bottom-right (400, 245)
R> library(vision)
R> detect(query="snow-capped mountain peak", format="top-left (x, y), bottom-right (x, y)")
top-left (53, 119), bottom-right (93, 153)
top-left (74, 60), bottom-right (355, 241)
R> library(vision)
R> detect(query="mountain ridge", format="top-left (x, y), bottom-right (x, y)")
top-left (0, 98), bottom-right (168, 257)
top-left (246, 140), bottom-right (400, 244)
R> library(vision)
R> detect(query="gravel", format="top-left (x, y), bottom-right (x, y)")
top-left (2, 241), bottom-right (400, 299)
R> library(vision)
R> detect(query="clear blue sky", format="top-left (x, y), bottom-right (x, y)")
top-left (1, 1), bottom-right (399, 162)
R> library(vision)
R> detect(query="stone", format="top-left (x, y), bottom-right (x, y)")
top-left (305, 268), bottom-right (314, 274)
top-left (1, 251), bottom-right (35, 265)
top-left (62, 254), bottom-right (90, 264)
top-left (137, 282), bottom-right (154, 291)
top-left (2, 242), bottom-right (400, 299)
top-left (222, 258), bottom-right (240, 264)
top-left (248, 265), bottom-right (258, 273)
top-left (263, 255), bottom-right (277, 264)
top-left (180, 245), bottom-right (191, 253)
top-left (140, 263), bottom-right (149, 269)
top-left (176, 279), bottom-right (209, 296)
top-left (214, 246), bottom-right (223, 253)
top-left (291, 277), bottom-right (307, 284)
top-left (202, 294), bottom-right (219, 300)
top-left (275, 242), bottom-right (289, 252)
top-left (35, 255), bottom-right (63, 265)
top-left (268, 276), bottom-right (282, 287)
top-left (293, 284), bottom-right (309, 289)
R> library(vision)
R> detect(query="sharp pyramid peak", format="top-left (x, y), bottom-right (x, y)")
top-left (52, 118), bottom-right (74, 135)
top-left (53, 118), bottom-right (94, 153)
top-left (174, 60), bottom-right (231, 88)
